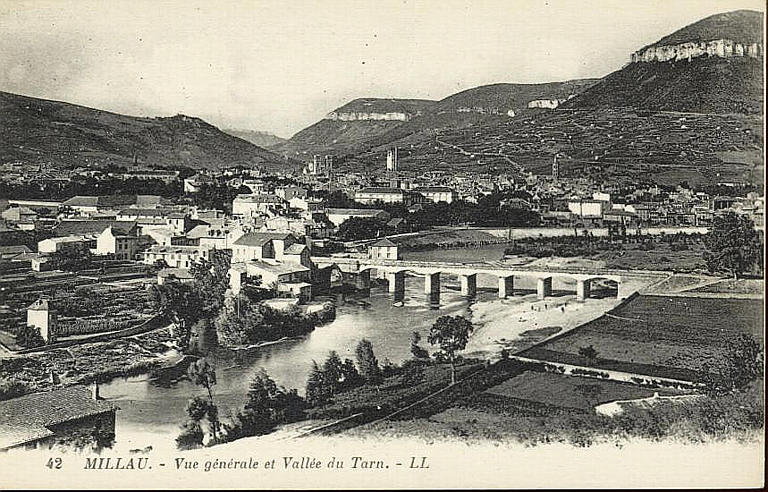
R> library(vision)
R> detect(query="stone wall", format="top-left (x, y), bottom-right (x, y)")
top-left (630, 39), bottom-right (762, 63)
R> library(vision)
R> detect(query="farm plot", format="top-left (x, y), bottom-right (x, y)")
top-left (474, 370), bottom-right (683, 413)
top-left (520, 295), bottom-right (763, 382)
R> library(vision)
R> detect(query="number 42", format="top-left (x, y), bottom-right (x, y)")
top-left (46, 457), bottom-right (62, 470)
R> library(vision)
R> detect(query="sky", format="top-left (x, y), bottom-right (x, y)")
top-left (0, 0), bottom-right (764, 138)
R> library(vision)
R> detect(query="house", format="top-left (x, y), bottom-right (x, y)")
top-left (141, 245), bottom-right (210, 268)
top-left (0, 385), bottom-right (116, 451)
top-left (1, 206), bottom-right (38, 225)
top-left (413, 186), bottom-right (456, 204)
top-left (51, 220), bottom-right (138, 239)
top-left (157, 268), bottom-right (196, 285)
top-left (354, 187), bottom-right (406, 204)
top-left (229, 261), bottom-right (312, 302)
top-left (186, 222), bottom-right (244, 249)
top-left (95, 226), bottom-right (140, 260)
top-left (0, 245), bottom-right (32, 262)
top-left (324, 208), bottom-right (391, 227)
top-left (567, 199), bottom-right (610, 219)
top-left (289, 196), bottom-right (323, 212)
top-left (232, 194), bottom-right (288, 217)
top-left (37, 235), bottom-right (92, 255)
top-left (183, 173), bottom-right (214, 193)
top-left (61, 195), bottom-right (138, 214)
top-left (275, 186), bottom-right (308, 201)
top-left (27, 298), bottom-right (57, 343)
top-left (368, 238), bottom-right (400, 260)
top-left (231, 232), bottom-right (298, 263)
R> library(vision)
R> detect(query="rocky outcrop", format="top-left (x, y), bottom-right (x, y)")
top-left (527, 94), bottom-right (576, 109)
top-left (324, 111), bottom-right (414, 121)
top-left (630, 39), bottom-right (762, 63)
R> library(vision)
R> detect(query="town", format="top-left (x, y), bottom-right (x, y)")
top-left (0, 5), bottom-right (763, 479)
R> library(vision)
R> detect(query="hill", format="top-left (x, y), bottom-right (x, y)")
top-left (433, 79), bottom-right (599, 114)
top-left (222, 129), bottom-right (286, 148)
top-left (641, 9), bottom-right (764, 51)
top-left (277, 81), bottom-right (598, 158)
top-left (565, 10), bottom-right (764, 114)
top-left (0, 91), bottom-right (292, 171)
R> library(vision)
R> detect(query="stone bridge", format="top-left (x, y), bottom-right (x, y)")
top-left (312, 257), bottom-right (627, 303)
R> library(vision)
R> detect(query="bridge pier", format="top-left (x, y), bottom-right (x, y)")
top-left (424, 272), bottom-right (440, 304)
top-left (460, 274), bottom-right (477, 298)
top-left (388, 271), bottom-right (405, 302)
top-left (355, 270), bottom-right (371, 295)
top-left (498, 275), bottom-right (514, 298)
top-left (576, 279), bottom-right (591, 301)
top-left (537, 277), bottom-right (552, 300)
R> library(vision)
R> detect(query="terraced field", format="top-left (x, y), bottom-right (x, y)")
top-left (520, 295), bottom-right (764, 381)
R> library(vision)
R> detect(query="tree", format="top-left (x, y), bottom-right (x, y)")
top-left (187, 358), bottom-right (220, 441)
top-left (578, 345), bottom-right (599, 366)
top-left (189, 249), bottom-right (232, 316)
top-left (305, 360), bottom-right (330, 407)
top-left (427, 315), bottom-right (474, 385)
top-left (337, 217), bottom-right (391, 241)
top-left (227, 369), bottom-right (306, 439)
top-left (152, 282), bottom-right (204, 351)
top-left (355, 339), bottom-right (383, 384)
top-left (16, 325), bottom-right (45, 348)
top-left (409, 331), bottom-right (430, 359)
top-left (704, 212), bottom-right (763, 279)
top-left (703, 333), bottom-right (763, 394)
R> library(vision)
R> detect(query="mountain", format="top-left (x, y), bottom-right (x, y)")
top-left (273, 98), bottom-right (437, 157)
top-left (276, 81), bottom-right (598, 158)
top-left (564, 10), bottom-right (764, 114)
top-left (433, 79), bottom-right (599, 114)
top-left (326, 10), bottom-right (764, 187)
top-left (222, 129), bottom-right (286, 148)
top-left (0, 91), bottom-right (293, 171)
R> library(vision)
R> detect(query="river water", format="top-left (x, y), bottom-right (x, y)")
top-left (99, 244), bottom-right (525, 451)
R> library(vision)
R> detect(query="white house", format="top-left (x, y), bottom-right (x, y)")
top-left (324, 208), bottom-right (391, 227)
top-left (232, 194), bottom-right (287, 217)
top-left (354, 187), bottom-right (406, 204)
top-left (27, 298), bottom-right (57, 343)
top-left (95, 226), bottom-right (140, 260)
top-left (414, 186), bottom-right (457, 204)
top-left (142, 245), bottom-right (210, 268)
top-left (368, 238), bottom-right (400, 260)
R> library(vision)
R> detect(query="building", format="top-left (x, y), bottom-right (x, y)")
top-left (289, 196), bottom-right (323, 212)
top-left (183, 173), bottom-right (214, 193)
top-left (368, 238), bottom-right (400, 260)
top-left (355, 187), bottom-right (406, 205)
top-left (51, 220), bottom-right (139, 239)
top-left (185, 222), bottom-right (244, 249)
top-left (61, 195), bottom-right (138, 214)
top-left (141, 245), bottom-right (210, 268)
top-left (386, 148), bottom-right (399, 172)
top-left (27, 298), bottom-right (57, 343)
top-left (275, 186), bottom-right (308, 201)
top-left (232, 194), bottom-right (288, 217)
top-left (229, 232), bottom-right (314, 301)
top-left (0, 385), bottom-right (116, 451)
top-left (95, 226), bottom-right (140, 260)
top-left (324, 208), bottom-right (391, 227)
top-left (37, 235), bottom-right (92, 255)
top-left (414, 186), bottom-right (457, 203)
top-left (231, 232), bottom-right (298, 263)
top-left (567, 199), bottom-right (611, 219)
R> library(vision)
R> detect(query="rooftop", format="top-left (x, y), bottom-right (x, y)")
top-left (233, 231), bottom-right (294, 247)
top-left (0, 385), bottom-right (115, 449)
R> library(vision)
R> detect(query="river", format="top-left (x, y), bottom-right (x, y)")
top-left (100, 244), bottom-right (531, 451)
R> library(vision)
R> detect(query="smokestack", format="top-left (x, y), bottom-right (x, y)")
top-left (91, 382), bottom-right (101, 400)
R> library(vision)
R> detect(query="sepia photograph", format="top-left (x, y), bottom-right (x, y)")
top-left (0, 0), bottom-right (764, 488)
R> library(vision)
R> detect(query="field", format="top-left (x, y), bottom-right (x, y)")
top-left (479, 371), bottom-right (683, 413)
top-left (689, 278), bottom-right (765, 294)
top-left (520, 295), bottom-right (764, 382)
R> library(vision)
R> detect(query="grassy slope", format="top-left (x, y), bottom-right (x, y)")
top-left (0, 91), bottom-right (290, 171)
